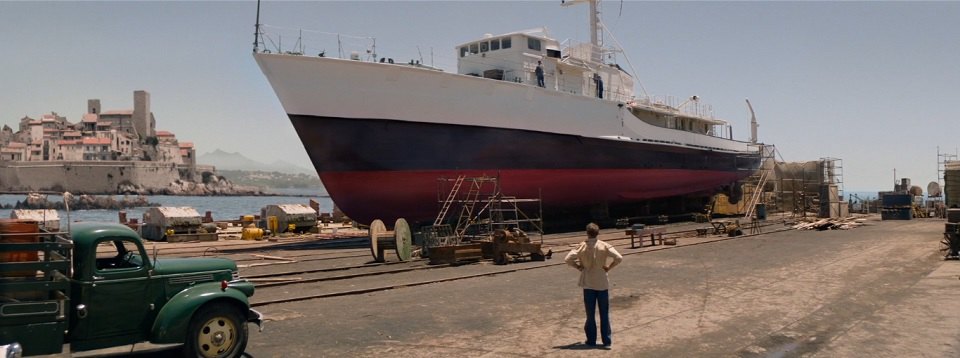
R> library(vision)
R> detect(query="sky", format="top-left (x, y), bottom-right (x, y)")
top-left (1, 1), bottom-right (958, 192)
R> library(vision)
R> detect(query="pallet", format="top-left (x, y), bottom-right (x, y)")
top-left (166, 232), bottom-right (218, 243)
top-left (428, 243), bottom-right (484, 265)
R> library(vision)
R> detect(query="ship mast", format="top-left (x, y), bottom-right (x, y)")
top-left (253, 0), bottom-right (262, 53)
top-left (562, 0), bottom-right (602, 64)
top-left (746, 98), bottom-right (758, 144)
top-left (589, 0), bottom-right (601, 63)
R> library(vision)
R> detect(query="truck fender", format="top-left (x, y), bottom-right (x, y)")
top-left (150, 281), bottom-right (250, 344)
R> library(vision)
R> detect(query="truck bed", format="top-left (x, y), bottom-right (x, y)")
top-left (0, 230), bottom-right (73, 356)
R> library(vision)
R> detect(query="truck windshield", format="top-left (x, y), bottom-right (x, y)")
top-left (95, 238), bottom-right (143, 271)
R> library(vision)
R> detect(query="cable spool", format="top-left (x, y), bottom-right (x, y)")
top-left (368, 218), bottom-right (413, 262)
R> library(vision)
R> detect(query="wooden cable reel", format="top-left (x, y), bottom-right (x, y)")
top-left (368, 218), bottom-right (413, 262)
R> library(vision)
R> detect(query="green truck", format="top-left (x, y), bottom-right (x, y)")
top-left (0, 222), bottom-right (262, 357)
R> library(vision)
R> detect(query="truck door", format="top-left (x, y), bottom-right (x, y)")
top-left (69, 237), bottom-right (159, 351)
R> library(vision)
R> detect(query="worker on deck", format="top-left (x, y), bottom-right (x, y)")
top-left (535, 61), bottom-right (545, 88)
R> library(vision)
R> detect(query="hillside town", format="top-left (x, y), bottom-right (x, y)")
top-left (0, 90), bottom-right (194, 166)
top-left (0, 90), bottom-right (258, 195)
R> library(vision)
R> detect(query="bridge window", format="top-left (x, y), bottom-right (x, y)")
top-left (491, 39), bottom-right (500, 50)
top-left (502, 37), bottom-right (512, 49)
top-left (460, 47), bottom-right (467, 57)
top-left (527, 37), bottom-right (541, 51)
top-left (480, 41), bottom-right (489, 53)
top-left (469, 43), bottom-right (479, 54)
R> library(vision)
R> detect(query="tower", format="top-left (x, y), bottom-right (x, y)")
top-left (87, 99), bottom-right (101, 115)
top-left (132, 90), bottom-right (154, 139)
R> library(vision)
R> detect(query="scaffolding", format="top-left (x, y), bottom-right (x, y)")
top-left (774, 157), bottom-right (844, 219)
top-left (423, 175), bottom-right (543, 250)
top-left (820, 157), bottom-right (844, 199)
top-left (742, 144), bottom-right (777, 219)
top-left (938, 147), bottom-right (957, 192)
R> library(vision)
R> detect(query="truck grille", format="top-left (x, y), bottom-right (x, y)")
top-left (167, 273), bottom-right (214, 285)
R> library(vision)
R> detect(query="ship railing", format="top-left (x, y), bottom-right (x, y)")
top-left (559, 39), bottom-right (621, 65)
top-left (627, 95), bottom-right (739, 140)
top-left (256, 24), bottom-right (378, 61)
top-left (630, 94), bottom-right (717, 121)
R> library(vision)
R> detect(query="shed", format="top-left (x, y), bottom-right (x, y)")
top-left (260, 204), bottom-right (317, 233)
top-left (10, 209), bottom-right (60, 232)
top-left (141, 207), bottom-right (204, 241)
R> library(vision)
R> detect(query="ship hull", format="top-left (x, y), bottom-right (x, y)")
top-left (254, 53), bottom-right (761, 225)
top-left (290, 115), bottom-right (757, 224)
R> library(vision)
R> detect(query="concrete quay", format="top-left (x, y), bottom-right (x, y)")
top-left (126, 216), bottom-right (956, 357)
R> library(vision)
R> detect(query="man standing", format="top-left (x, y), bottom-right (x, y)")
top-left (565, 222), bottom-right (623, 348)
top-left (594, 73), bottom-right (604, 99)
top-left (535, 60), bottom-right (545, 88)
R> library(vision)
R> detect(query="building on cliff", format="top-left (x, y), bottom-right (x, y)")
top-left (0, 90), bottom-right (224, 194)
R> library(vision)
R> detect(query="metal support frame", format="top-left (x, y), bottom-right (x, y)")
top-left (429, 175), bottom-right (543, 248)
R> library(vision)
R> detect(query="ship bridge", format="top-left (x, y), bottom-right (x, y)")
top-left (455, 29), bottom-right (635, 103)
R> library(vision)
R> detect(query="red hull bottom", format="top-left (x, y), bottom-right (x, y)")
top-left (321, 169), bottom-right (744, 225)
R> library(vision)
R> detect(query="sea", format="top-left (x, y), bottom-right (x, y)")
top-left (0, 187), bottom-right (334, 227)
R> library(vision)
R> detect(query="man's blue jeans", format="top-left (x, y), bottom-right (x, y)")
top-left (583, 289), bottom-right (611, 346)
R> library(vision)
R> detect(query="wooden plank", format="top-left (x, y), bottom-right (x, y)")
top-left (251, 254), bottom-right (293, 261)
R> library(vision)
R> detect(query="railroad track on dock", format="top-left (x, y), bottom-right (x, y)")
top-left (249, 220), bottom-right (793, 308)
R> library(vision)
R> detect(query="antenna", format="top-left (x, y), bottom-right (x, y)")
top-left (253, 0), bottom-right (262, 53)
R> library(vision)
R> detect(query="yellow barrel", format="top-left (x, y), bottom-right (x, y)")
top-left (287, 223), bottom-right (297, 233)
top-left (267, 216), bottom-right (279, 233)
top-left (241, 226), bottom-right (264, 241)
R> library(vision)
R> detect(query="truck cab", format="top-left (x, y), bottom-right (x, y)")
top-left (0, 221), bottom-right (261, 357)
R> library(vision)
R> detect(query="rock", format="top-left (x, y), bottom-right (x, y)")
top-left (14, 193), bottom-right (160, 210)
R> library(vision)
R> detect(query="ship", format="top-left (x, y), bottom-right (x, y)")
top-left (253, 0), bottom-right (763, 225)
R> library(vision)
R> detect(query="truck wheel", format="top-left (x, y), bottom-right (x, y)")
top-left (184, 304), bottom-right (248, 358)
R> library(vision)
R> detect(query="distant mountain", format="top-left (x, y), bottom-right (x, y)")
top-left (198, 149), bottom-right (314, 174)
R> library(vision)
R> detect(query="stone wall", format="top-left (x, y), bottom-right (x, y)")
top-left (0, 161), bottom-right (180, 193)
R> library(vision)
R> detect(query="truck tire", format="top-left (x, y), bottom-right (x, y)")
top-left (183, 304), bottom-right (248, 358)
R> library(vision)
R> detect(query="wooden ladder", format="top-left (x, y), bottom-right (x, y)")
top-left (743, 169), bottom-right (768, 219)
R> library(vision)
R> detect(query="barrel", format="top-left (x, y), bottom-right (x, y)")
top-left (946, 222), bottom-right (959, 234)
top-left (755, 203), bottom-right (768, 220)
top-left (0, 219), bottom-right (40, 277)
top-left (947, 164), bottom-right (960, 208)
top-left (948, 208), bottom-right (960, 224)
top-left (267, 216), bottom-right (279, 233)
